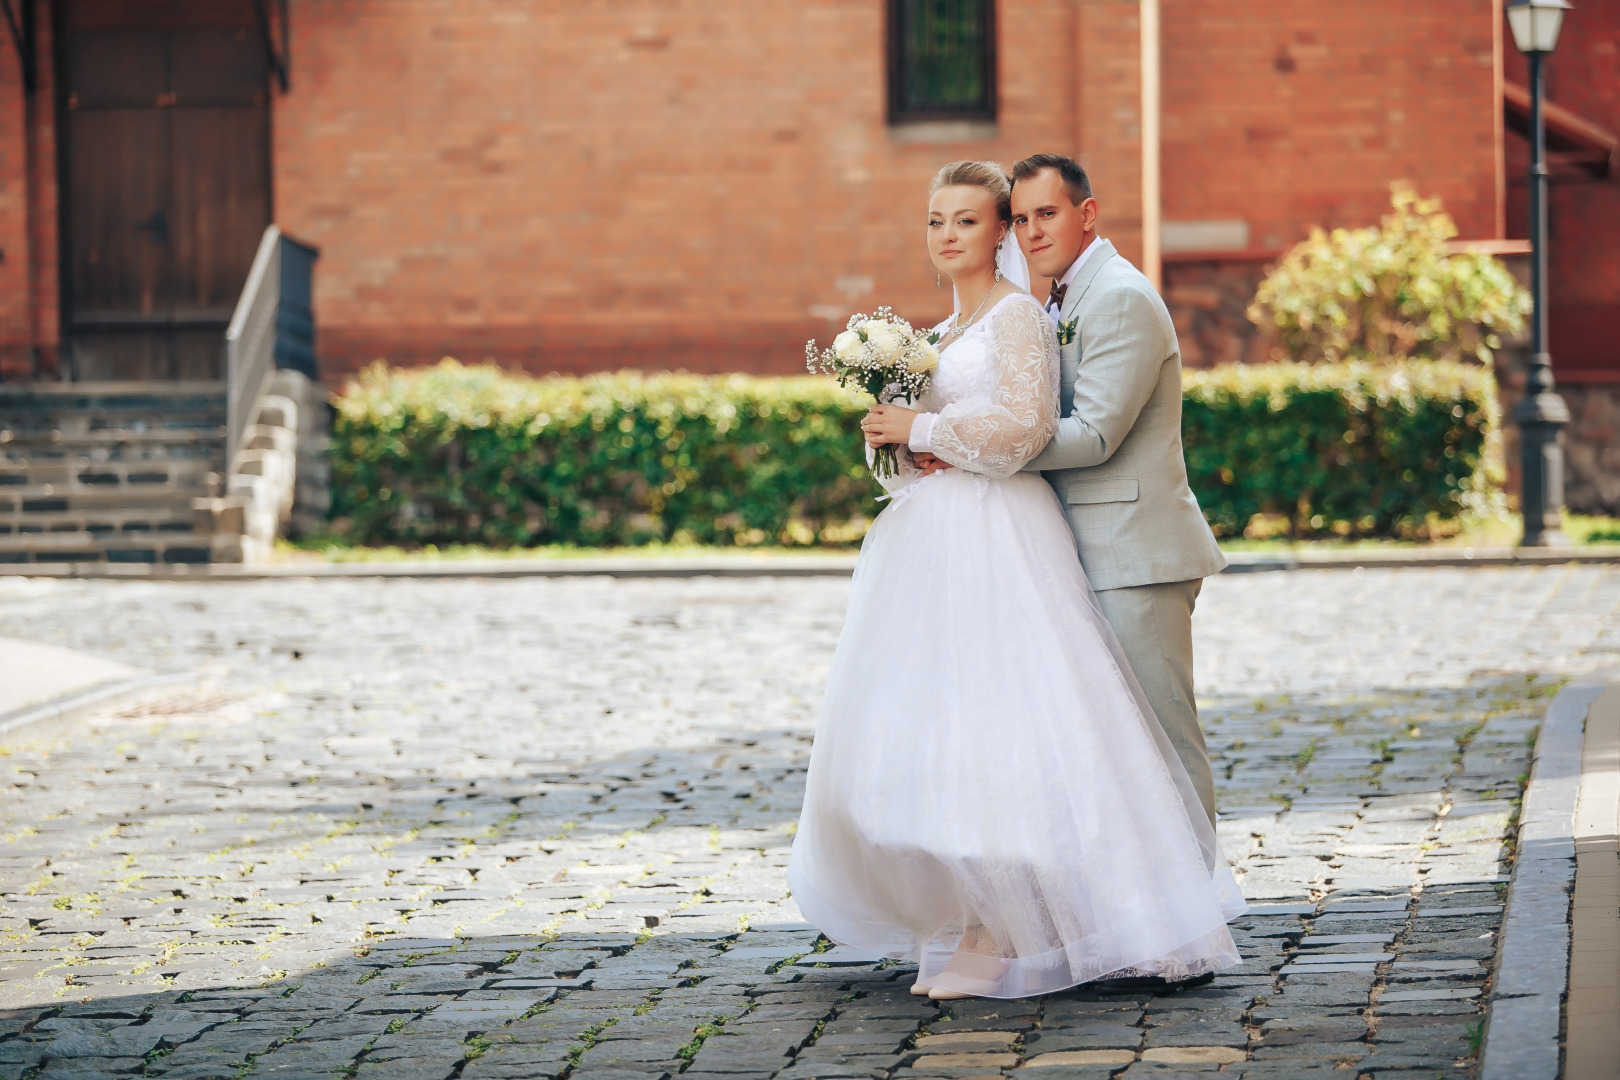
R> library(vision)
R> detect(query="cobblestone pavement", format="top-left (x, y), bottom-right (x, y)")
top-left (1, 565), bottom-right (1619, 1080)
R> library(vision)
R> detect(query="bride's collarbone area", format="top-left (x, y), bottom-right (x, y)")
top-left (939, 287), bottom-right (1030, 352)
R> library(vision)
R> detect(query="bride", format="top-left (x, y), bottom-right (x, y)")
top-left (786, 161), bottom-right (1245, 1000)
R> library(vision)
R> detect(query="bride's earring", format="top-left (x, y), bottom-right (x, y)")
top-left (936, 272), bottom-right (943, 289)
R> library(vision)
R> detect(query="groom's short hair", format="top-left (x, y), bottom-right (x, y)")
top-left (1011, 154), bottom-right (1093, 206)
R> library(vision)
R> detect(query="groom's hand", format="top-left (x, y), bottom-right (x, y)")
top-left (914, 453), bottom-right (954, 476)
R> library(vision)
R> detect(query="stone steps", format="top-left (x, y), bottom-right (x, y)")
top-left (0, 382), bottom-right (228, 565)
top-left (0, 460), bottom-right (218, 489)
top-left (1, 427), bottom-right (223, 447)
top-left (0, 530), bottom-right (212, 564)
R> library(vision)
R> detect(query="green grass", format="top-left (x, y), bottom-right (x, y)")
top-left (1220, 511), bottom-right (1620, 552)
top-left (1566, 513), bottom-right (1620, 545)
top-left (278, 511), bottom-right (1620, 563)
top-left (274, 537), bottom-right (859, 563)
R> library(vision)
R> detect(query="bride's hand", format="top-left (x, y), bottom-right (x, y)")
top-left (861, 404), bottom-right (919, 448)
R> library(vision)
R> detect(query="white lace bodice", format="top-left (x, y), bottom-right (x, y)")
top-left (876, 292), bottom-right (1060, 490)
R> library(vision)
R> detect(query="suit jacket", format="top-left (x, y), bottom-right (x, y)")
top-left (1023, 239), bottom-right (1226, 592)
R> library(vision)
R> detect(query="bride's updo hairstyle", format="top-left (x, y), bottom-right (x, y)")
top-left (929, 160), bottom-right (1013, 224)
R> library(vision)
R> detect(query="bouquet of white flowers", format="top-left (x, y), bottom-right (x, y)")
top-left (806, 307), bottom-right (940, 478)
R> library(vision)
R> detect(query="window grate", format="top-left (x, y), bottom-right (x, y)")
top-left (889, 0), bottom-right (996, 122)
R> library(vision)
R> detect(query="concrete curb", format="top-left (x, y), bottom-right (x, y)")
top-left (1223, 546), bottom-right (1620, 572)
top-left (0, 556), bottom-right (862, 580)
top-left (1, 545), bottom-right (1619, 580)
top-left (1479, 676), bottom-right (1612, 1080)
top-left (1565, 683), bottom-right (1620, 1078)
top-left (0, 671), bottom-right (197, 747)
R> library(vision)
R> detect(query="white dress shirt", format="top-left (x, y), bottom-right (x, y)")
top-left (1045, 236), bottom-right (1101, 324)
top-left (910, 237), bottom-right (1103, 454)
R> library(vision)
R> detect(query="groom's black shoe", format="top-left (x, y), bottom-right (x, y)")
top-left (1091, 971), bottom-right (1217, 995)
top-left (1152, 971), bottom-right (1216, 995)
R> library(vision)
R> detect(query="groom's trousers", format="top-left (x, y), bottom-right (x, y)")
top-left (1092, 579), bottom-right (1217, 829)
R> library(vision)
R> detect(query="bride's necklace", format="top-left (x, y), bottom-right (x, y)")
top-left (939, 282), bottom-right (998, 346)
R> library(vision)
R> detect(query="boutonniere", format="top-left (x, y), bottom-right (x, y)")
top-left (1057, 318), bottom-right (1079, 347)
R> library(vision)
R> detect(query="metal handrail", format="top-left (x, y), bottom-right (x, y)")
top-left (225, 225), bottom-right (283, 474)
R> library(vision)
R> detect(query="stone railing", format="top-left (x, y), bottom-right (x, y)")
top-left (193, 227), bottom-right (324, 563)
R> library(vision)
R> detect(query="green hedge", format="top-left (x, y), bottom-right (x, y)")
top-left (329, 358), bottom-right (1500, 547)
top-left (329, 361), bottom-right (878, 547)
top-left (1183, 360), bottom-right (1501, 539)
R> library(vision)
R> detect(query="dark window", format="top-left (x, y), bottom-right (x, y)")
top-left (889, 0), bottom-right (996, 123)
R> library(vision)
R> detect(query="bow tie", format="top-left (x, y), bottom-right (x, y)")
top-left (1047, 281), bottom-right (1068, 311)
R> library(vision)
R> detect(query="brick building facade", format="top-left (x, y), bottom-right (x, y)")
top-left (0, 0), bottom-right (1615, 496)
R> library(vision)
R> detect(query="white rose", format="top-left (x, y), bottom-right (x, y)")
top-left (861, 322), bottom-right (902, 361)
top-left (908, 341), bottom-right (939, 373)
top-left (832, 330), bottom-right (863, 361)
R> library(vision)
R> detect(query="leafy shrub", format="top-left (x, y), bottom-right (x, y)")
top-left (1248, 183), bottom-right (1530, 364)
top-left (329, 361), bottom-right (876, 547)
top-left (1183, 360), bottom-right (1502, 540)
top-left (330, 358), bottom-right (1501, 548)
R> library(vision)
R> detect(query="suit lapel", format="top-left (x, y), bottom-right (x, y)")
top-left (1054, 239), bottom-right (1114, 419)
top-left (1059, 238), bottom-right (1115, 323)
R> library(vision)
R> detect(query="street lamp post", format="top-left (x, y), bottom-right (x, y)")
top-left (1507, 0), bottom-right (1573, 547)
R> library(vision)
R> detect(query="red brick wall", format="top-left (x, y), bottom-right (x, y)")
top-left (1159, 0), bottom-right (1503, 249)
top-left (1075, 0), bottom-right (1145, 268)
top-left (5, 0), bottom-right (1605, 383)
top-left (276, 0), bottom-right (1093, 380)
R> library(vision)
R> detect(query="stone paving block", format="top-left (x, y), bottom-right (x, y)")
top-left (774, 1064), bottom-right (889, 1080)
top-left (1249, 1039), bottom-right (1368, 1060)
top-left (788, 1048), bottom-right (905, 1069)
top-left (574, 1037), bottom-right (689, 1066)
top-left (1042, 999), bottom-right (1147, 1023)
top-left (458, 1063), bottom-right (566, 1080)
top-left (1255, 1015), bottom-right (1366, 1044)
top-left (1145, 1000), bottom-right (1251, 1024)
top-left (26, 1022), bottom-right (163, 1059)
top-left (35, 1061), bottom-right (154, 1079)
top-left (1144, 1019), bottom-right (1247, 1048)
top-left (814, 1030), bottom-right (916, 1052)
top-left (905, 1049), bottom-right (1020, 1068)
top-left (149, 1064), bottom-right (247, 1080)
top-left (1023, 1026), bottom-right (1141, 1052)
top-left (1140, 1045), bottom-right (1246, 1064)
top-left (353, 1056), bottom-right (464, 1080)
top-left (682, 1047), bottom-right (796, 1073)
top-left (1023, 1049), bottom-right (1138, 1066)
top-left (912, 1031), bottom-right (1015, 1054)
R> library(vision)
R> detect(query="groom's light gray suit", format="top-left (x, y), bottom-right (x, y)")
top-left (1023, 238), bottom-right (1226, 826)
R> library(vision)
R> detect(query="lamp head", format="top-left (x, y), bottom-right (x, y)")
top-left (1507, 0), bottom-right (1571, 54)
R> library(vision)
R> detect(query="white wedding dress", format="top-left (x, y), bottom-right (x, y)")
top-left (787, 291), bottom-right (1245, 999)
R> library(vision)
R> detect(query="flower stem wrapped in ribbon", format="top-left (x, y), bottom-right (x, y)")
top-left (805, 306), bottom-right (940, 478)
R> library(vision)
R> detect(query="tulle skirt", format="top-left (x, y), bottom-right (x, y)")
top-left (787, 468), bottom-right (1245, 998)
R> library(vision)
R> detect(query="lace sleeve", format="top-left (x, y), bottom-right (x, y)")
top-left (926, 296), bottom-right (1060, 479)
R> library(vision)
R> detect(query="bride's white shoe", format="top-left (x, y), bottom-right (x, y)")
top-left (927, 950), bottom-right (1009, 999)
top-left (926, 929), bottom-right (1009, 1000)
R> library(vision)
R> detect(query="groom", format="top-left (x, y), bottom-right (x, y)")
top-left (925, 153), bottom-right (1227, 827)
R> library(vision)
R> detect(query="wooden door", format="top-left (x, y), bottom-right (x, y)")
top-left (63, 2), bottom-right (269, 381)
